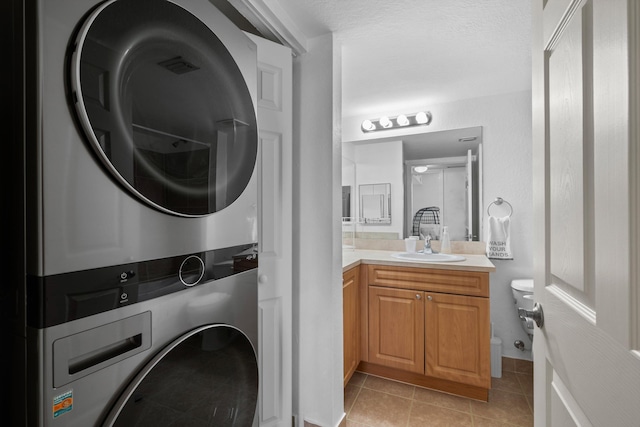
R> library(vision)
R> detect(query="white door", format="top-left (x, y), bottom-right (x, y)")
top-left (532, 0), bottom-right (640, 426)
top-left (247, 33), bottom-right (293, 427)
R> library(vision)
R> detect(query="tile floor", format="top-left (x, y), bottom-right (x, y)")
top-left (344, 358), bottom-right (533, 427)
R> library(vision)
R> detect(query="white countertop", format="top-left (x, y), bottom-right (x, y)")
top-left (342, 249), bottom-right (496, 273)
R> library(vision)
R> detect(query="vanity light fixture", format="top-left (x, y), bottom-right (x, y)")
top-left (361, 111), bottom-right (432, 133)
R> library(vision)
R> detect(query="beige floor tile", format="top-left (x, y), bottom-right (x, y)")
top-left (362, 375), bottom-right (415, 399)
top-left (345, 384), bottom-right (361, 414)
top-left (348, 388), bottom-right (412, 427)
top-left (412, 387), bottom-right (471, 413)
top-left (469, 389), bottom-right (533, 427)
top-left (502, 357), bottom-right (517, 373)
top-left (525, 393), bottom-right (534, 413)
top-left (492, 371), bottom-right (525, 394)
top-left (473, 415), bottom-right (520, 426)
top-left (514, 359), bottom-right (534, 375)
top-left (517, 373), bottom-right (534, 396)
top-left (408, 401), bottom-right (473, 427)
top-left (349, 371), bottom-right (367, 387)
top-left (344, 366), bottom-right (536, 427)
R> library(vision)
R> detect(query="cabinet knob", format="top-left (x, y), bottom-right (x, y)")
top-left (427, 295), bottom-right (433, 301)
top-left (416, 294), bottom-right (421, 300)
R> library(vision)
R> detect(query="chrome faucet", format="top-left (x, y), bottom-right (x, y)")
top-left (423, 235), bottom-right (434, 254)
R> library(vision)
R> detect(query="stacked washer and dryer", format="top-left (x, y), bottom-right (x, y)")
top-left (13, 0), bottom-right (261, 425)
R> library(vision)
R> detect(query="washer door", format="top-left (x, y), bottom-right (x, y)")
top-left (70, 0), bottom-right (257, 217)
top-left (103, 325), bottom-right (258, 426)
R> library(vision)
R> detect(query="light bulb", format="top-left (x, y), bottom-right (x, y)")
top-left (396, 114), bottom-right (409, 126)
top-left (415, 111), bottom-right (430, 124)
top-left (361, 119), bottom-right (375, 132)
top-left (414, 166), bottom-right (428, 173)
top-left (379, 116), bottom-right (392, 128)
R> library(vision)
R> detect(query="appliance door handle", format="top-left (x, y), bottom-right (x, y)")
top-left (52, 311), bottom-right (152, 388)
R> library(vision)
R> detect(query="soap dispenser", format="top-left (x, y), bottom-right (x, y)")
top-left (440, 226), bottom-right (451, 254)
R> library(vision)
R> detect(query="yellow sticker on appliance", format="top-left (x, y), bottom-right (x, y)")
top-left (53, 390), bottom-right (73, 418)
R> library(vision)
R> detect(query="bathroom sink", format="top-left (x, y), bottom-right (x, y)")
top-left (391, 252), bottom-right (466, 263)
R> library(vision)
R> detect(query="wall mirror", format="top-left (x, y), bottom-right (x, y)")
top-left (342, 126), bottom-right (483, 241)
top-left (359, 183), bottom-right (391, 224)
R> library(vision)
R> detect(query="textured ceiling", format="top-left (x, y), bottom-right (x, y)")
top-left (276, 0), bottom-right (532, 118)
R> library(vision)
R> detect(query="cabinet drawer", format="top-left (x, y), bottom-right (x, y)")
top-left (368, 265), bottom-right (489, 297)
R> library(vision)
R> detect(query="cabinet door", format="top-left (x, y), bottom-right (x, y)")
top-left (425, 292), bottom-right (490, 388)
top-left (368, 286), bottom-right (424, 374)
top-left (343, 267), bottom-right (360, 386)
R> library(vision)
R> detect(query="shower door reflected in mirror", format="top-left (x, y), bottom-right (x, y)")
top-left (406, 147), bottom-right (481, 241)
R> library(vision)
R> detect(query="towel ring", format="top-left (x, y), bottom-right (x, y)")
top-left (487, 197), bottom-right (513, 217)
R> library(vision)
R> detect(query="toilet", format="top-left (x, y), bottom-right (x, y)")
top-left (511, 279), bottom-right (535, 341)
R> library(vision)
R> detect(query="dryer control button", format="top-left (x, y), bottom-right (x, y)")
top-left (179, 255), bottom-right (205, 287)
top-left (119, 270), bottom-right (136, 282)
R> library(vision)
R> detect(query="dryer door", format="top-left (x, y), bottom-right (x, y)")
top-left (103, 325), bottom-right (258, 426)
top-left (70, 0), bottom-right (258, 217)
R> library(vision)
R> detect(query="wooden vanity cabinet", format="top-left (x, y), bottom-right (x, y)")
top-left (367, 287), bottom-right (490, 388)
top-left (362, 264), bottom-right (491, 400)
top-left (342, 266), bottom-right (360, 386)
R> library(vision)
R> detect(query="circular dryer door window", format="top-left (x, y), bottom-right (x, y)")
top-left (70, 0), bottom-right (258, 217)
top-left (103, 325), bottom-right (258, 426)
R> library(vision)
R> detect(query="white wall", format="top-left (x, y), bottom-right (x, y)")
top-left (292, 33), bottom-right (344, 426)
top-left (344, 90), bottom-right (534, 360)
top-left (350, 140), bottom-right (404, 237)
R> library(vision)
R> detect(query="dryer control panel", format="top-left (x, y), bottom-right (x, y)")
top-left (27, 243), bottom-right (257, 328)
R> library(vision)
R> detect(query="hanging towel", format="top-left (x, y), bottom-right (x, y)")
top-left (486, 216), bottom-right (513, 259)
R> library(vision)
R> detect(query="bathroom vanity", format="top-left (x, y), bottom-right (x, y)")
top-left (342, 250), bottom-right (495, 401)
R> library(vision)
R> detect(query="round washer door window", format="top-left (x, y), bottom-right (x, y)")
top-left (70, 0), bottom-right (258, 217)
top-left (103, 325), bottom-right (258, 426)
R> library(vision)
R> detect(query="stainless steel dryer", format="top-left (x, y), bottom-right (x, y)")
top-left (38, 0), bottom-right (258, 275)
top-left (11, 0), bottom-right (261, 425)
